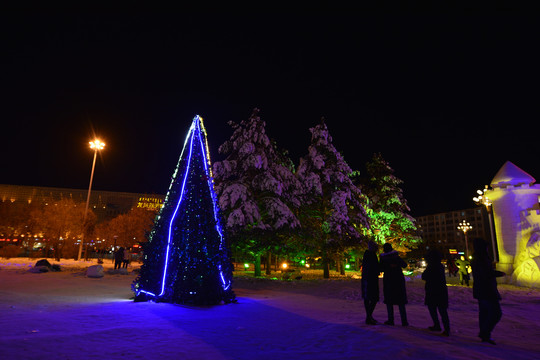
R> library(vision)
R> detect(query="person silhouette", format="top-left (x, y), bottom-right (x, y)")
top-left (447, 257), bottom-right (458, 277)
top-left (471, 237), bottom-right (505, 345)
top-left (123, 247), bottom-right (131, 269)
top-left (379, 243), bottom-right (408, 326)
top-left (114, 247), bottom-right (124, 270)
top-left (422, 249), bottom-right (450, 336)
top-left (362, 241), bottom-right (380, 325)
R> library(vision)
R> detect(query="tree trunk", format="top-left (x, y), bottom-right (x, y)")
top-left (323, 261), bottom-right (330, 278)
top-left (54, 239), bottom-right (61, 262)
top-left (265, 251), bottom-right (272, 275)
top-left (254, 254), bottom-right (262, 277)
top-left (322, 252), bottom-right (330, 279)
top-left (340, 258), bottom-right (345, 275)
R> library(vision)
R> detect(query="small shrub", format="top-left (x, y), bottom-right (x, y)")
top-left (62, 244), bottom-right (80, 260)
top-left (29, 250), bottom-right (44, 258)
top-left (0, 245), bottom-right (23, 259)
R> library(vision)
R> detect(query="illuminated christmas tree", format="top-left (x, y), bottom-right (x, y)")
top-left (133, 115), bottom-right (235, 305)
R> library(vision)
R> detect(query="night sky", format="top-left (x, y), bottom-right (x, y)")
top-left (2, 12), bottom-right (538, 216)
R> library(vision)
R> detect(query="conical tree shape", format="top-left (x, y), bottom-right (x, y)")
top-left (133, 115), bottom-right (235, 305)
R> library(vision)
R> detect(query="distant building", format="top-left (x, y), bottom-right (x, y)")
top-left (0, 184), bottom-right (165, 223)
top-left (416, 207), bottom-right (492, 258)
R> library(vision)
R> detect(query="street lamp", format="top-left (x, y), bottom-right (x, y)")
top-left (77, 139), bottom-right (105, 261)
top-left (457, 220), bottom-right (472, 259)
top-left (473, 186), bottom-right (498, 262)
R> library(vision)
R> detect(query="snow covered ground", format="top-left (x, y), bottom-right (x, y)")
top-left (1, 258), bottom-right (539, 360)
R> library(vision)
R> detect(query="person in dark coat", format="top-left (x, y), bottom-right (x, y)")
top-left (114, 247), bottom-right (124, 270)
top-left (422, 249), bottom-right (450, 336)
top-left (362, 241), bottom-right (380, 325)
top-left (122, 247), bottom-right (131, 269)
top-left (379, 243), bottom-right (408, 326)
top-left (471, 237), bottom-right (505, 345)
top-left (447, 257), bottom-right (458, 277)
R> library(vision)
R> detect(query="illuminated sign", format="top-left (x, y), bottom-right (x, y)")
top-left (136, 197), bottom-right (164, 211)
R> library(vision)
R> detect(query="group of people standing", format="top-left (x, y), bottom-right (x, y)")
top-left (361, 238), bottom-right (505, 344)
top-left (114, 247), bottom-right (131, 270)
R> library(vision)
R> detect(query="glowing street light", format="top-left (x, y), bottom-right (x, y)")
top-left (457, 220), bottom-right (472, 259)
top-left (90, 139), bottom-right (105, 152)
top-left (77, 139), bottom-right (105, 260)
top-left (473, 185), bottom-right (498, 262)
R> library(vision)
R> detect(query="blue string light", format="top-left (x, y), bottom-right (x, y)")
top-left (194, 119), bottom-right (231, 290)
top-left (134, 115), bottom-right (234, 303)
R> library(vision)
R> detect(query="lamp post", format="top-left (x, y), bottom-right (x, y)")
top-left (77, 139), bottom-right (105, 261)
top-left (473, 185), bottom-right (498, 262)
top-left (457, 220), bottom-right (472, 259)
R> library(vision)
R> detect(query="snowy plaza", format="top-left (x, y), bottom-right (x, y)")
top-left (2, 13), bottom-right (540, 360)
top-left (1, 259), bottom-right (539, 360)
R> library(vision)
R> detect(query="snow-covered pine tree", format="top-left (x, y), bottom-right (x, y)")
top-left (212, 109), bottom-right (301, 276)
top-left (362, 152), bottom-right (420, 252)
top-left (132, 116), bottom-right (235, 305)
top-left (296, 118), bottom-right (369, 278)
